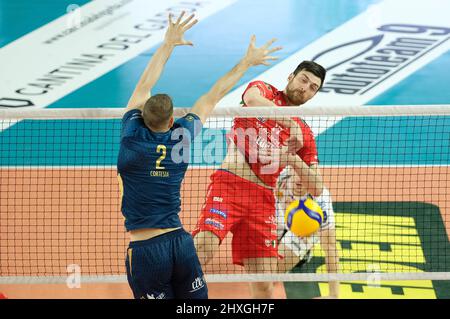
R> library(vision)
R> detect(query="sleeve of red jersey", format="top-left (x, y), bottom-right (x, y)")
top-left (296, 121), bottom-right (319, 166)
top-left (241, 80), bottom-right (275, 104)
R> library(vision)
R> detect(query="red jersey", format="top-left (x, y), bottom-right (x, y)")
top-left (229, 80), bottom-right (319, 188)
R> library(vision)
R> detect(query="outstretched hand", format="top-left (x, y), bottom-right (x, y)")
top-left (243, 35), bottom-right (282, 66)
top-left (164, 11), bottom-right (198, 46)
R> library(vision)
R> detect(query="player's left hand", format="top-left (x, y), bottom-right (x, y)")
top-left (279, 146), bottom-right (297, 167)
top-left (243, 35), bottom-right (283, 66)
top-left (165, 11), bottom-right (198, 46)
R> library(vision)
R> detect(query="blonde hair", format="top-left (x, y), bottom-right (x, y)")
top-left (142, 94), bottom-right (173, 130)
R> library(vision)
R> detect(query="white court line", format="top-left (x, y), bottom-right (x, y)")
top-left (1, 272), bottom-right (450, 284)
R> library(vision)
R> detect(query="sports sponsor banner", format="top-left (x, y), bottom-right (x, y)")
top-left (0, 0), bottom-right (236, 110)
top-left (217, 0), bottom-right (450, 134)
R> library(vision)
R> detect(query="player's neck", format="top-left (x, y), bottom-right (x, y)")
top-left (147, 125), bottom-right (170, 133)
top-left (282, 90), bottom-right (294, 106)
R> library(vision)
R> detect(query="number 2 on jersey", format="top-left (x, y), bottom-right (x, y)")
top-left (156, 145), bottom-right (167, 170)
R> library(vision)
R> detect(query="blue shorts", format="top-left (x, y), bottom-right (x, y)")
top-left (125, 228), bottom-right (208, 299)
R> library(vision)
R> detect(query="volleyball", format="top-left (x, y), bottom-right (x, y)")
top-left (285, 197), bottom-right (324, 237)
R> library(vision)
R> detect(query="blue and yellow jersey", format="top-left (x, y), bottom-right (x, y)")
top-left (117, 109), bottom-right (202, 231)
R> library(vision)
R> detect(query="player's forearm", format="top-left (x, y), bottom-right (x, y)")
top-left (127, 42), bottom-right (175, 109)
top-left (136, 42), bottom-right (175, 92)
top-left (192, 58), bottom-right (253, 120)
top-left (244, 94), bottom-right (300, 138)
top-left (245, 92), bottom-right (277, 107)
top-left (207, 58), bottom-right (253, 104)
top-left (289, 159), bottom-right (323, 197)
top-left (245, 91), bottom-right (290, 126)
top-left (275, 118), bottom-right (301, 133)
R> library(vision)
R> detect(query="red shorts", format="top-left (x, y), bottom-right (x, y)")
top-left (192, 169), bottom-right (277, 266)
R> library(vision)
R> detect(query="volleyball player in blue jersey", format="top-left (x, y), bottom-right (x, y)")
top-left (117, 11), bottom-right (281, 299)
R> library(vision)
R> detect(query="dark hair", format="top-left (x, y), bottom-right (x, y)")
top-left (293, 61), bottom-right (326, 89)
top-left (142, 94), bottom-right (174, 130)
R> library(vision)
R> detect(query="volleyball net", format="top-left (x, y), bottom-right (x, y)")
top-left (0, 105), bottom-right (449, 284)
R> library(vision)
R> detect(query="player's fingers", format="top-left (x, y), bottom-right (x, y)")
top-left (175, 11), bottom-right (185, 24)
top-left (168, 13), bottom-right (174, 25)
top-left (183, 19), bottom-right (198, 31)
top-left (287, 141), bottom-right (297, 154)
top-left (268, 46), bottom-right (283, 54)
top-left (263, 38), bottom-right (277, 49)
top-left (250, 35), bottom-right (256, 47)
top-left (180, 13), bottom-right (195, 27)
top-left (264, 56), bottom-right (279, 61)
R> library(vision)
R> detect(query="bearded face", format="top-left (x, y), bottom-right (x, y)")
top-left (285, 70), bottom-right (322, 106)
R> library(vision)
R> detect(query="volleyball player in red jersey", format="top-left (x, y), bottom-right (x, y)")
top-left (193, 61), bottom-right (326, 298)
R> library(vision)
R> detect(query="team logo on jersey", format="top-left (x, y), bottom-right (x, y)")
top-left (190, 276), bottom-right (206, 293)
top-left (213, 197), bottom-right (223, 203)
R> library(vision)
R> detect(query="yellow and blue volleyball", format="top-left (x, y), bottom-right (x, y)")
top-left (285, 197), bottom-right (324, 237)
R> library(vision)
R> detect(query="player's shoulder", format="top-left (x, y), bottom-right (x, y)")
top-left (247, 80), bottom-right (278, 94)
top-left (175, 113), bottom-right (200, 125)
top-left (172, 113), bottom-right (202, 138)
top-left (120, 109), bottom-right (147, 140)
top-left (293, 116), bottom-right (310, 128)
top-left (123, 108), bottom-right (142, 121)
top-left (294, 117), bottom-right (315, 137)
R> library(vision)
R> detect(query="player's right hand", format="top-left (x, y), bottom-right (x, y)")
top-left (287, 124), bottom-right (304, 153)
top-left (164, 11), bottom-right (198, 46)
top-left (279, 146), bottom-right (297, 168)
top-left (243, 35), bottom-right (282, 66)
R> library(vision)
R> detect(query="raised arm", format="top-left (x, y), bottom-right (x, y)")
top-left (126, 12), bottom-right (197, 111)
top-left (190, 36), bottom-right (282, 123)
